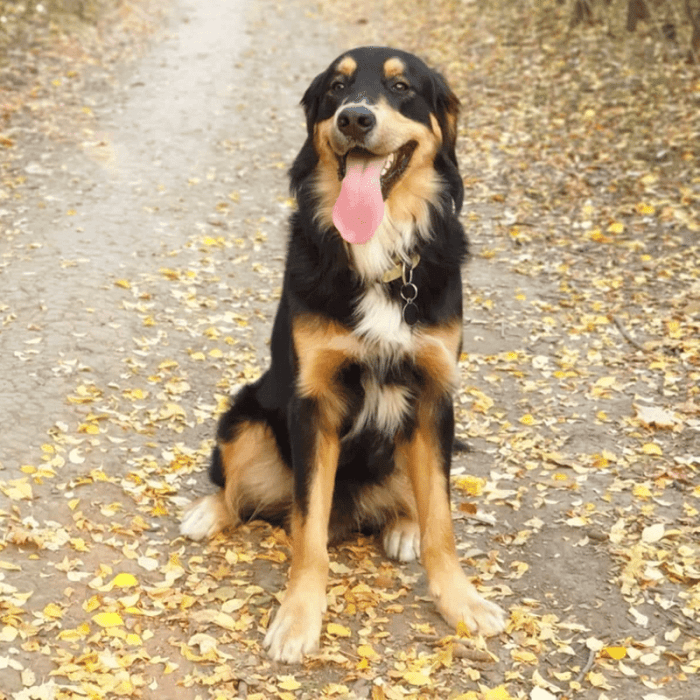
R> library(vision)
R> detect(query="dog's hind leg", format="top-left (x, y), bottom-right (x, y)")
top-left (181, 421), bottom-right (293, 540)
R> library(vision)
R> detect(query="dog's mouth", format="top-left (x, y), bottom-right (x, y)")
top-left (331, 141), bottom-right (418, 245)
top-left (336, 141), bottom-right (417, 200)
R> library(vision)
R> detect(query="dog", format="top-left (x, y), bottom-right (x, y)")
top-left (180, 46), bottom-right (505, 663)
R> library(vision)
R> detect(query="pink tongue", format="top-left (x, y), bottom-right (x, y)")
top-left (332, 155), bottom-right (385, 245)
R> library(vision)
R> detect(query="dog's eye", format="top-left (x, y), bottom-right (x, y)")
top-left (330, 80), bottom-right (346, 92)
top-left (392, 81), bottom-right (410, 92)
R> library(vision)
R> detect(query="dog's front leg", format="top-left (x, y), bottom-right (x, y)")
top-left (263, 397), bottom-right (340, 663)
top-left (398, 395), bottom-right (506, 637)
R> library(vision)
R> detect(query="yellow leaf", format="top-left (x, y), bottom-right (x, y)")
top-left (588, 670), bottom-right (610, 688)
top-left (484, 686), bottom-right (514, 700)
top-left (92, 611), bottom-right (124, 628)
top-left (519, 413), bottom-right (535, 426)
top-left (589, 228), bottom-right (611, 243)
top-left (278, 677), bottom-right (302, 691)
top-left (607, 222), bottom-right (625, 234)
top-left (1, 478), bottom-right (33, 501)
top-left (403, 671), bottom-right (430, 686)
top-left (84, 595), bottom-right (100, 613)
top-left (159, 267), bottom-right (180, 280)
top-left (633, 484), bottom-right (652, 499)
top-left (602, 646), bottom-right (627, 660)
top-left (114, 279), bottom-right (131, 289)
top-left (511, 649), bottom-right (538, 664)
top-left (642, 523), bottom-right (665, 543)
top-left (124, 388), bottom-right (147, 400)
top-left (112, 573), bottom-right (138, 588)
top-left (641, 443), bottom-right (663, 456)
top-left (468, 388), bottom-right (494, 413)
top-left (454, 475), bottom-right (486, 496)
top-left (456, 619), bottom-right (471, 637)
top-left (326, 622), bottom-right (351, 637)
top-left (357, 644), bottom-right (380, 659)
top-left (636, 203), bottom-right (656, 216)
top-left (666, 320), bottom-right (682, 339)
top-left (43, 603), bottom-right (63, 619)
top-left (190, 352), bottom-right (206, 361)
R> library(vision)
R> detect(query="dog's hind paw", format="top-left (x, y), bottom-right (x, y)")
top-left (383, 518), bottom-right (420, 562)
top-left (180, 491), bottom-right (230, 541)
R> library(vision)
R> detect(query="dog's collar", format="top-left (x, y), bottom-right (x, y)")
top-left (381, 252), bottom-right (420, 283)
top-left (380, 252), bottom-right (420, 326)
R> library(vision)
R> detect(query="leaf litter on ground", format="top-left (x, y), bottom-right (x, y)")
top-left (0, 0), bottom-right (699, 699)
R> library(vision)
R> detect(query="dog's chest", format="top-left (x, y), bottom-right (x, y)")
top-left (353, 283), bottom-right (413, 359)
top-left (347, 289), bottom-right (419, 438)
top-left (345, 362), bottom-right (415, 440)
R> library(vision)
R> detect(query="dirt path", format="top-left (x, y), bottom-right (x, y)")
top-left (1, 0), bottom-right (699, 699)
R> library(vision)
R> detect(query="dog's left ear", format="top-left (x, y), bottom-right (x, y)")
top-left (430, 71), bottom-right (460, 167)
top-left (299, 70), bottom-right (328, 136)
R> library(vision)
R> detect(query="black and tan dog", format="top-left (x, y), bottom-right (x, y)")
top-left (181, 46), bottom-right (505, 663)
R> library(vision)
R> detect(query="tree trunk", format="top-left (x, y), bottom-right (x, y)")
top-left (570, 0), bottom-right (594, 28)
top-left (626, 0), bottom-right (650, 32)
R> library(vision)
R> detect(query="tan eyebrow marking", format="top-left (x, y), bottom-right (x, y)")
top-left (383, 57), bottom-right (406, 79)
top-left (336, 56), bottom-right (357, 76)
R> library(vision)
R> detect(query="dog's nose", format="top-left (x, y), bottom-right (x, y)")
top-left (336, 106), bottom-right (376, 140)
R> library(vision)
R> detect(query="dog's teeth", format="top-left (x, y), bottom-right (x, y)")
top-left (381, 152), bottom-right (395, 177)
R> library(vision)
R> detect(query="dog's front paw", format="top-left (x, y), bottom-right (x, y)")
top-left (432, 570), bottom-right (505, 637)
top-left (263, 588), bottom-right (326, 663)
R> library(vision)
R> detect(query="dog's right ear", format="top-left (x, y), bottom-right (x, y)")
top-left (430, 71), bottom-right (460, 167)
top-left (299, 70), bottom-right (328, 135)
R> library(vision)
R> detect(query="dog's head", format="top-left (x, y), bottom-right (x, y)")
top-left (290, 47), bottom-right (463, 242)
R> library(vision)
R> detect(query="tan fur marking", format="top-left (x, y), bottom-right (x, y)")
top-left (430, 113), bottom-right (443, 143)
top-left (352, 466), bottom-right (417, 527)
top-left (414, 320), bottom-right (463, 396)
top-left (312, 117), bottom-right (342, 230)
top-left (220, 422), bottom-right (291, 522)
top-left (442, 90), bottom-right (460, 152)
top-left (292, 315), bottom-right (363, 428)
top-left (337, 55), bottom-right (357, 77)
top-left (313, 96), bottom-right (443, 239)
top-left (397, 414), bottom-right (458, 578)
top-left (289, 431), bottom-right (340, 585)
top-left (264, 431), bottom-right (341, 661)
top-left (396, 398), bottom-right (505, 636)
top-left (383, 56), bottom-right (406, 79)
top-left (369, 97), bottom-right (441, 233)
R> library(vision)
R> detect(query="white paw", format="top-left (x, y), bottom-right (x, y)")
top-left (432, 571), bottom-right (505, 637)
top-left (180, 493), bottom-right (228, 541)
top-left (263, 590), bottom-right (326, 663)
top-left (383, 518), bottom-right (420, 562)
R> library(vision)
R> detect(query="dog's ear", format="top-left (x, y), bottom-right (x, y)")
top-left (431, 71), bottom-right (460, 167)
top-left (428, 70), bottom-right (463, 213)
top-left (299, 70), bottom-right (328, 135)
